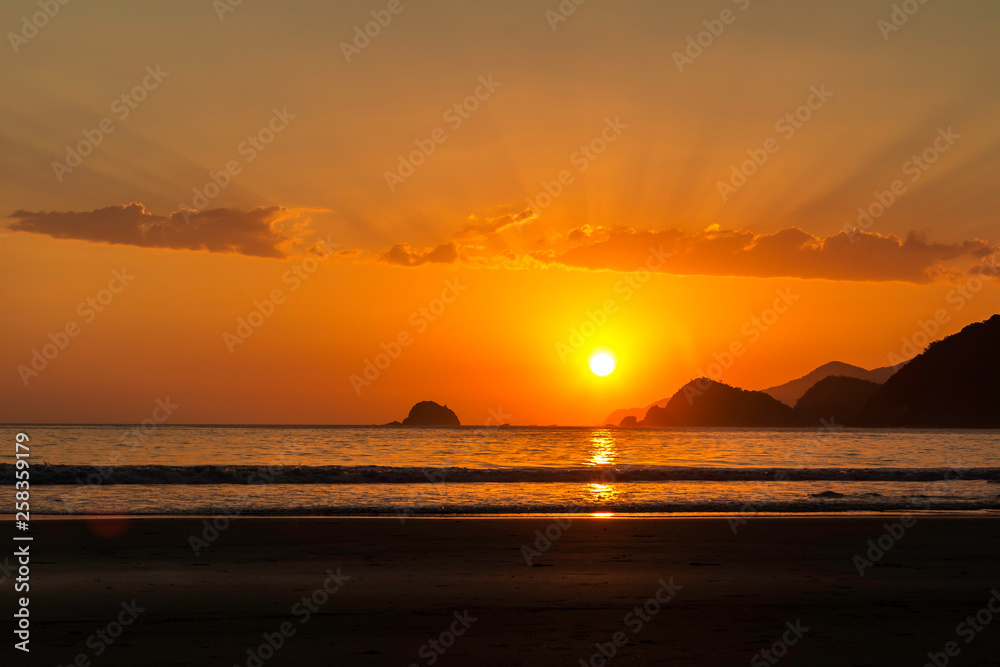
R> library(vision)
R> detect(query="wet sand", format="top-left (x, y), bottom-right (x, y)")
top-left (9, 516), bottom-right (1000, 666)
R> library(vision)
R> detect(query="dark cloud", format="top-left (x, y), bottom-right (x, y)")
top-left (547, 226), bottom-right (993, 283)
top-left (377, 218), bottom-right (994, 282)
top-left (372, 219), bottom-right (994, 281)
top-left (380, 241), bottom-right (459, 267)
top-left (8, 203), bottom-right (309, 258)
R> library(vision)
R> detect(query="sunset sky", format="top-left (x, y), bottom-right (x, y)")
top-left (2, 0), bottom-right (999, 425)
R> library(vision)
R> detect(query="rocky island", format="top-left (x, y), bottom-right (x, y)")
top-left (395, 400), bottom-right (461, 426)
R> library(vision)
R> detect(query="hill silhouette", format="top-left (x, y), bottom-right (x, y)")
top-left (792, 376), bottom-right (881, 425)
top-left (609, 314), bottom-right (999, 428)
top-left (638, 379), bottom-right (794, 427)
top-left (400, 401), bottom-right (461, 426)
top-left (605, 360), bottom-right (898, 425)
top-left (763, 361), bottom-right (898, 406)
top-left (853, 315), bottom-right (1000, 427)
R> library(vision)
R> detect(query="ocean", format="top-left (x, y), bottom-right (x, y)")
top-left (4, 425), bottom-right (999, 516)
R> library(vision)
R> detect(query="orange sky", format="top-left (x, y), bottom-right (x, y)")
top-left (2, 0), bottom-right (999, 424)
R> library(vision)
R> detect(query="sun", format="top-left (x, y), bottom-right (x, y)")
top-left (588, 350), bottom-right (617, 377)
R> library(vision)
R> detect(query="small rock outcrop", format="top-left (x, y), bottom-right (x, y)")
top-left (401, 401), bottom-right (461, 426)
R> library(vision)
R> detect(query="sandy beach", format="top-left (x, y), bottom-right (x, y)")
top-left (8, 515), bottom-right (999, 666)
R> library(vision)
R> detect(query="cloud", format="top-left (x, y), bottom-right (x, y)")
top-left (969, 253), bottom-right (1000, 282)
top-left (543, 226), bottom-right (994, 283)
top-left (455, 208), bottom-right (536, 240)
top-left (380, 241), bottom-right (459, 267)
top-left (375, 210), bottom-right (995, 282)
top-left (7, 203), bottom-right (314, 258)
top-left (375, 208), bottom-right (541, 269)
top-left (566, 224), bottom-right (610, 245)
top-left (334, 248), bottom-right (363, 259)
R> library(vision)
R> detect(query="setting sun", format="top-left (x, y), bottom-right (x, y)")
top-left (589, 350), bottom-right (617, 377)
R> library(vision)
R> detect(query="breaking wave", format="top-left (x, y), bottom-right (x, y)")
top-left (5, 463), bottom-right (998, 485)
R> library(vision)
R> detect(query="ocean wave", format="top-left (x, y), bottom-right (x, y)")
top-left (26, 500), bottom-right (1000, 516)
top-left (4, 463), bottom-right (999, 485)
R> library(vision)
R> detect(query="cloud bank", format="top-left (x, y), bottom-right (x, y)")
top-left (9, 201), bottom-right (994, 282)
top-left (8, 203), bottom-right (312, 258)
top-left (375, 219), bottom-right (995, 283)
top-left (548, 226), bottom-right (995, 283)
top-left (381, 241), bottom-right (459, 267)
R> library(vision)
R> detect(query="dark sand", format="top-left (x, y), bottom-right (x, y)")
top-left (8, 516), bottom-right (1000, 666)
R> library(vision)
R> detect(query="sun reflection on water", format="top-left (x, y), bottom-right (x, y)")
top-left (587, 429), bottom-right (618, 466)
top-left (585, 430), bottom-right (621, 510)
top-left (586, 482), bottom-right (622, 503)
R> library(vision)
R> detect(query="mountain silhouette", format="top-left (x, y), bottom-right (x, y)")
top-left (791, 376), bottom-right (881, 425)
top-left (638, 379), bottom-right (794, 427)
top-left (400, 401), bottom-right (461, 426)
top-left (853, 315), bottom-right (1000, 427)
top-left (606, 314), bottom-right (998, 428)
top-left (605, 361), bottom-right (898, 425)
top-left (762, 361), bottom-right (898, 406)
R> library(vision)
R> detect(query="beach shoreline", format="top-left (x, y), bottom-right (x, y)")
top-left (9, 509), bottom-right (1000, 520)
top-left (11, 516), bottom-right (1000, 665)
